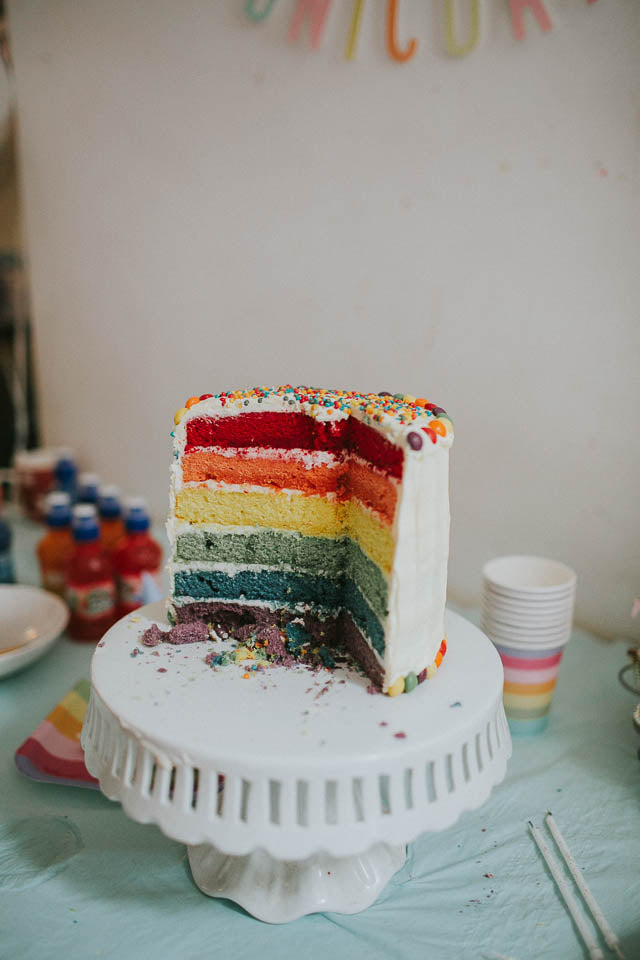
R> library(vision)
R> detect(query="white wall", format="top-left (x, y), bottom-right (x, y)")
top-left (8, 0), bottom-right (640, 639)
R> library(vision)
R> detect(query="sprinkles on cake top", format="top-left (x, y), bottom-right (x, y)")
top-left (168, 386), bottom-right (453, 695)
top-left (174, 385), bottom-right (453, 444)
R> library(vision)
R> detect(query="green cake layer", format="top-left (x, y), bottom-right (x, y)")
top-left (174, 529), bottom-right (389, 620)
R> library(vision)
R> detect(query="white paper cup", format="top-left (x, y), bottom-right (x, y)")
top-left (483, 616), bottom-right (572, 636)
top-left (483, 555), bottom-right (576, 596)
top-left (482, 610), bottom-right (572, 637)
top-left (482, 596), bottom-right (573, 626)
top-left (482, 599), bottom-right (570, 619)
top-left (482, 608), bottom-right (572, 637)
top-left (483, 580), bottom-right (575, 611)
top-left (482, 622), bottom-right (572, 647)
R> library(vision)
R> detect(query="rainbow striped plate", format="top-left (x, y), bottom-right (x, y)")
top-left (15, 678), bottom-right (98, 788)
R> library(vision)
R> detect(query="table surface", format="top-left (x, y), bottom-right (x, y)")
top-left (1, 518), bottom-right (639, 960)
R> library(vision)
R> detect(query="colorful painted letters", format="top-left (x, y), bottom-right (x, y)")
top-left (245, 1), bottom-right (599, 59)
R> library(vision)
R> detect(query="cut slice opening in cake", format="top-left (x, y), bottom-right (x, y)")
top-left (167, 387), bottom-right (453, 695)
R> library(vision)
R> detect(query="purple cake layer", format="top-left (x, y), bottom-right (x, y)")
top-left (172, 600), bottom-right (384, 688)
top-left (340, 612), bottom-right (385, 689)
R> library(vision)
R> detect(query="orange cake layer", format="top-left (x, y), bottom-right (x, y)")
top-left (181, 451), bottom-right (398, 525)
top-left (344, 459), bottom-right (397, 525)
top-left (182, 450), bottom-right (341, 495)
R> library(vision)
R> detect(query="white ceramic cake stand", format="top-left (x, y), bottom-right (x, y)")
top-left (81, 603), bottom-right (511, 923)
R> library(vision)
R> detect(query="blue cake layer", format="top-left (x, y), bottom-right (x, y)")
top-left (172, 569), bottom-right (385, 655)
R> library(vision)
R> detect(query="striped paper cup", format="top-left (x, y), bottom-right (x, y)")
top-left (493, 641), bottom-right (567, 736)
top-left (482, 555), bottom-right (576, 735)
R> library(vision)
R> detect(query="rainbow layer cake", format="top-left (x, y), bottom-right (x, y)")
top-left (168, 386), bottom-right (453, 695)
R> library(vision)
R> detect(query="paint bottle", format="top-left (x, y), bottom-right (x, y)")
top-left (55, 448), bottom-right (77, 503)
top-left (113, 498), bottom-right (163, 617)
top-left (77, 472), bottom-right (100, 506)
top-left (0, 506), bottom-right (14, 583)
top-left (14, 448), bottom-right (57, 521)
top-left (98, 485), bottom-right (125, 555)
top-left (37, 492), bottom-right (74, 597)
top-left (66, 504), bottom-right (117, 642)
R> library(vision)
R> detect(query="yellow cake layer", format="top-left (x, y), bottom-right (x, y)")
top-left (174, 487), bottom-right (395, 572)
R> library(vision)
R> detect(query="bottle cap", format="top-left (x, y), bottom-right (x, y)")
top-left (78, 472), bottom-right (100, 503)
top-left (79, 472), bottom-right (99, 486)
top-left (47, 491), bottom-right (71, 507)
top-left (55, 447), bottom-right (75, 463)
top-left (98, 484), bottom-right (122, 519)
top-left (45, 491), bottom-right (72, 527)
top-left (124, 497), bottom-right (150, 533)
top-left (72, 503), bottom-right (100, 541)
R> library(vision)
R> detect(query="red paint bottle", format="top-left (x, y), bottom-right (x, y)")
top-left (113, 498), bottom-right (163, 617)
top-left (37, 492), bottom-right (74, 597)
top-left (98, 484), bottom-right (125, 555)
top-left (66, 504), bottom-right (117, 642)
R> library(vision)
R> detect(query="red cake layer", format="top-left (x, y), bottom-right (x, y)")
top-left (185, 412), bottom-right (404, 479)
top-left (348, 417), bottom-right (403, 479)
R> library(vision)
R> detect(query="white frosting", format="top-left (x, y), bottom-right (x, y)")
top-left (383, 445), bottom-right (449, 686)
top-left (184, 445), bottom-right (340, 467)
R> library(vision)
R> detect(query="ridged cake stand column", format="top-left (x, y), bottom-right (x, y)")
top-left (82, 604), bottom-right (511, 923)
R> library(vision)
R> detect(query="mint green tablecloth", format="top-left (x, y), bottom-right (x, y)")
top-left (1, 519), bottom-right (638, 960)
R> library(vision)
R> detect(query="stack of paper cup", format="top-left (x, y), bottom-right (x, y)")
top-left (482, 556), bottom-right (576, 736)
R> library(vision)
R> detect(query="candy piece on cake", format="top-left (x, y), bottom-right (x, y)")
top-left (167, 386), bottom-right (453, 694)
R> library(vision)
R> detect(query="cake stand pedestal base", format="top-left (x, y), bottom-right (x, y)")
top-left (187, 842), bottom-right (406, 923)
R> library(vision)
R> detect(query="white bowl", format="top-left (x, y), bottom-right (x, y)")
top-left (0, 585), bottom-right (69, 678)
top-left (483, 555), bottom-right (576, 596)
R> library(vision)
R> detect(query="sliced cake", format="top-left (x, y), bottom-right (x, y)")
top-left (167, 387), bottom-right (453, 695)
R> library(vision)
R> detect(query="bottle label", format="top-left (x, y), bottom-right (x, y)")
top-left (117, 569), bottom-right (162, 608)
top-left (67, 580), bottom-right (116, 619)
top-left (43, 570), bottom-right (66, 596)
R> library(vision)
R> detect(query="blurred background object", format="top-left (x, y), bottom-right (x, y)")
top-left (0, 0), bottom-right (39, 474)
